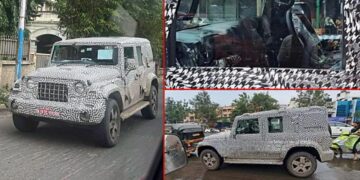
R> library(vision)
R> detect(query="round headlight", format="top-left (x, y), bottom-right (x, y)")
top-left (75, 82), bottom-right (85, 94)
top-left (26, 79), bottom-right (36, 89)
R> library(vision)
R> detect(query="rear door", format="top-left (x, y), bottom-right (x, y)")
top-left (263, 116), bottom-right (285, 160)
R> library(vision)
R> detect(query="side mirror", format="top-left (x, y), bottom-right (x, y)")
top-left (165, 135), bottom-right (187, 175)
top-left (125, 58), bottom-right (137, 73)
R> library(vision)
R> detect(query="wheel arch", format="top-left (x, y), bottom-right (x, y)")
top-left (284, 146), bottom-right (321, 162)
top-left (145, 73), bottom-right (158, 98)
top-left (108, 91), bottom-right (124, 112)
top-left (197, 145), bottom-right (222, 158)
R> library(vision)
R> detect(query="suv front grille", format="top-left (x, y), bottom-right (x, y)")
top-left (38, 82), bottom-right (68, 102)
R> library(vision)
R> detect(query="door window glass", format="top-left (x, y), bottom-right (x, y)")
top-left (136, 46), bottom-right (143, 66)
top-left (236, 119), bottom-right (259, 134)
top-left (268, 117), bottom-right (283, 133)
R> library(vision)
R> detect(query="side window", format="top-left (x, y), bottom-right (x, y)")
top-left (124, 47), bottom-right (135, 59)
top-left (268, 117), bottom-right (283, 133)
top-left (235, 119), bottom-right (259, 134)
top-left (136, 46), bottom-right (143, 66)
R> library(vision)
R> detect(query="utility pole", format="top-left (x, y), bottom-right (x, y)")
top-left (16, 0), bottom-right (27, 80)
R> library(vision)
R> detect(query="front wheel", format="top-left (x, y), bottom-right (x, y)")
top-left (200, 149), bottom-right (222, 170)
top-left (285, 152), bottom-right (317, 178)
top-left (13, 114), bottom-right (39, 132)
top-left (141, 85), bottom-right (158, 119)
top-left (95, 99), bottom-right (121, 147)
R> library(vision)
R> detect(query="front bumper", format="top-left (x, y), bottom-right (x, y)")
top-left (320, 150), bottom-right (334, 162)
top-left (8, 96), bottom-right (106, 125)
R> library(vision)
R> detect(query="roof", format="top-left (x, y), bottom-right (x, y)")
top-left (166, 123), bottom-right (202, 131)
top-left (54, 37), bottom-right (150, 45)
top-left (236, 106), bottom-right (327, 119)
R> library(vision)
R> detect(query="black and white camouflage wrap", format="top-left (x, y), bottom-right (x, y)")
top-left (8, 37), bottom-right (155, 125)
top-left (165, 0), bottom-right (360, 89)
top-left (197, 106), bottom-right (334, 163)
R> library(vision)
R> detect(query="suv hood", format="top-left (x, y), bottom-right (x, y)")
top-left (204, 131), bottom-right (230, 141)
top-left (28, 65), bottom-right (120, 82)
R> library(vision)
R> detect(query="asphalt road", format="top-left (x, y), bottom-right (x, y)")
top-left (0, 91), bottom-right (162, 180)
top-left (166, 154), bottom-right (360, 180)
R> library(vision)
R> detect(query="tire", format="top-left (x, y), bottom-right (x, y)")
top-left (285, 152), bottom-right (317, 178)
top-left (13, 114), bottom-right (39, 132)
top-left (95, 99), bottom-right (121, 147)
top-left (141, 85), bottom-right (158, 119)
top-left (200, 149), bottom-right (222, 170)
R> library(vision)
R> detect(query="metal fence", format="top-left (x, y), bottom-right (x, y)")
top-left (0, 35), bottom-right (30, 61)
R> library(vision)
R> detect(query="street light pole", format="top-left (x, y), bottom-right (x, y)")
top-left (16, 0), bottom-right (27, 80)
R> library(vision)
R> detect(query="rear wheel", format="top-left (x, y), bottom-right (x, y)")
top-left (95, 99), bottom-right (121, 147)
top-left (13, 114), bottom-right (39, 132)
top-left (286, 152), bottom-right (317, 178)
top-left (141, 85), bottom-right (158, 119)
top-left (200, 149), bottom-right (222, 170)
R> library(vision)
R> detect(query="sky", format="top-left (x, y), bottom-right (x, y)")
top-left (165, 90), bottom-right (360, 106)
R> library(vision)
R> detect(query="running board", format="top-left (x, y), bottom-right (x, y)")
top-left (224, 158), bottom-right (283, 165)
top-left (120, 101), bottom-right (150, 120)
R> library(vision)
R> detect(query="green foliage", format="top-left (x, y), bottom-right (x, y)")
top-left (0, 88), bottom-right (9, 105)
top-left (230, 92), bottom-right (279, 120)
top-left (292, 90), bottom-right (331, 107)
top-left (0, 0), bottom-right (44, 35)
top-left (122, 0), bottom-right (162, 61)
top-left (54, 0), bottom-right (162, 60)
top-left (190, 91), bottom-right (219, 124)
top-left (55, 0), bottom-right (123, 38)
top-left (166, 97), bottom-right (190, 124)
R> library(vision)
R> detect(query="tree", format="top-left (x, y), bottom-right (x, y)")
top-left (190, 91), bottom-right (219, 124)
top-left (0, 0), bottom-right (44, 35)
top-left (122, 0), bottom-right (162, 60)
top-left (166, 97), bottom-right (190, 124)
top-left (54, 0), bottom-right (162, 60)
top-left (292, 90), bottom-right (331, 107)
top-left (54, 0), bottom-right (123, 38)
top-left (230, 92), bottom-right (279, 120)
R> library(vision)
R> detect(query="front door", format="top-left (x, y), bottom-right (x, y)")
top-left (228, 118), bottom-right (265, 159)
top-left (124, 46), bottom-right (141, 106)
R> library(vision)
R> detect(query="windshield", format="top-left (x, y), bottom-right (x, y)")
top-left (51, 45), bottom-right (118, 65)
top-left (177, 0), bottom-right (257, 30)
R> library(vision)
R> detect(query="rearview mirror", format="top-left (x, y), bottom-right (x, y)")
top-left (165, 135), bottom-right (187, 175)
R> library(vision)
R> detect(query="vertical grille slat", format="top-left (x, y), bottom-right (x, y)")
top-left (38, 82), bottom-right (68, 102)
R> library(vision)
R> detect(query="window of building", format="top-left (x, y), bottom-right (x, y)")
top-left (236, 119), bottom-right (259, 134)
top-left (268, 117), bottom-right (283, 133)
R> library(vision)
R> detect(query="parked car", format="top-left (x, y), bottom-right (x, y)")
top-left (329, 121), bottom-right (353, 137)
top-left (196, 106), bottom-right (334, 178)
top-left (8, 37), bottom-right (159, 147)
top-left (166, 123), bottom-right (205, 156)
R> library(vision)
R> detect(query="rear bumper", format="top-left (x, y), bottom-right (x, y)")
top-left (8, 96), bottom-right (106, 125)
top-left (320, 150), bottom-right (334, 162)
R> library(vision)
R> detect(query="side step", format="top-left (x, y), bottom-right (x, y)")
top-left (224, 158), bottom-right (283, 165)
top-left (120, 101), bottom-right (150, 120)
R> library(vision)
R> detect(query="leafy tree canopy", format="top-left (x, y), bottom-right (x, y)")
top-left (0, 0), bottom-right (44, 35)
top-left (55, 0), bottom-right (162, 60)
top-left (292, 90), bottom-right (331, 107)
top-left (230, 92), bottom-right (279, 120)
top-left (166, 97), bottom-right (190, 124)
top-left (190, 91), bottom-right (219, 124)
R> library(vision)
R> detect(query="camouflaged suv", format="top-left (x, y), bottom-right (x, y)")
top-left (8, 37), bottom-right (159, 147)
top-left (196, 106), bottom-right (334, 178)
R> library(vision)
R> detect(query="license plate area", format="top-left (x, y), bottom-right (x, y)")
top-left (36, 108), bottom-right (60, 117)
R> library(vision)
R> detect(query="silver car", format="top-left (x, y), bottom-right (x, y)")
top-left (8, 37), bottom-right (158, 147)
top-left (196, 106), bottom-right (334, 178)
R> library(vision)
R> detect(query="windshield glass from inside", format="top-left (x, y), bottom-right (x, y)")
top-left (51, 45), bottom-right (118, 65)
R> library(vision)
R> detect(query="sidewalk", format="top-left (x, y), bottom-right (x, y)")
top-left (0, 104), bottom-right (8, 112)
